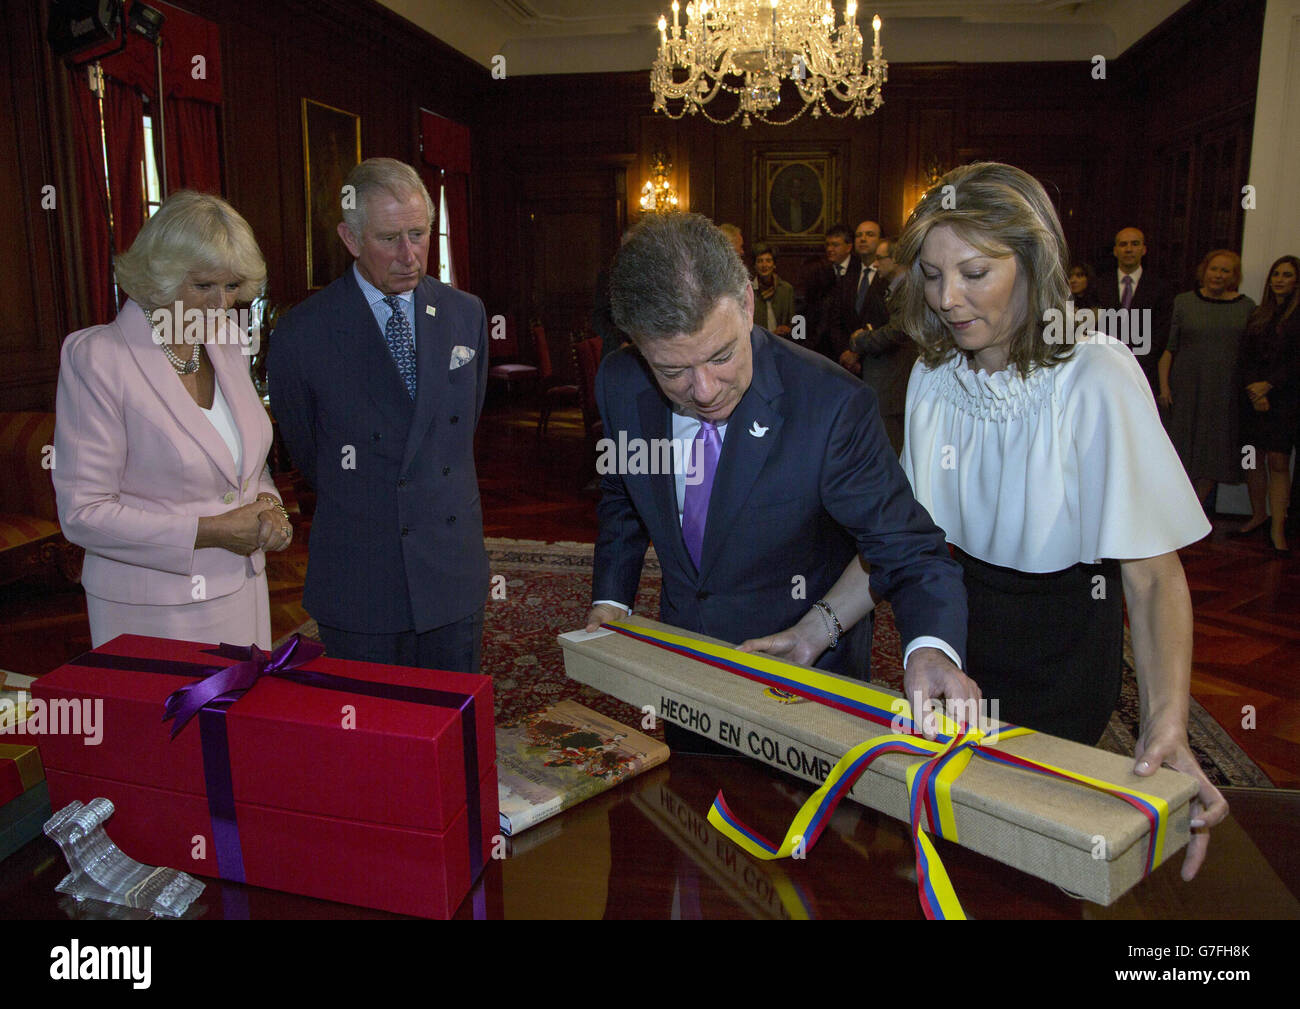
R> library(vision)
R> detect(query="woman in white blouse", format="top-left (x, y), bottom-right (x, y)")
top-left (743, 162), bottom-right (1225, 879)
top-left (53, 191), bottom-right (292, 649)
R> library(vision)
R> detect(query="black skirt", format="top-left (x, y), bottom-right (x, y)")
top-left (956, 548), bottom-right (1123, 745)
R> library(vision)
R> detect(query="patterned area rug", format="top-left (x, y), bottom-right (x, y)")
top-left (280, 538), bottom-right (1271, 788)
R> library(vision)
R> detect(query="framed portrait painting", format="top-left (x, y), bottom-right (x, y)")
top-left (754, 151), bottom-right (840, 250)
top-left (302, 98), bottom-right (361, 290)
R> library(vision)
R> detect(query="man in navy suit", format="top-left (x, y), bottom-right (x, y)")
top-left (270, 158), bottom-right (489, 673)
top-left (584, 214), bottom-right (971, 747)
top-left (1096, 226), bottom-right (1172, 401)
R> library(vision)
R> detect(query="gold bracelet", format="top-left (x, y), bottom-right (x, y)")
top-left (258, 495), bottom-right (290, 521)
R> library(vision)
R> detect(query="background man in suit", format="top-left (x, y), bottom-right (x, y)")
top-left (1097, 226), bottom-right (1172, 399)
top-left (826, 220), bottom-right (891, 361)
top-left (839, 239), bottom-right (916, 453)
top-left (718, 223), bottom-right (745, 260)
top-left (808, 223), bottom-right (858, 358)
top-left (853, 219), bottom-right (883, 289)
top-left (583, 213), bottom-right (971, 749)
top-left (270, 157), bottom-right (490, 673)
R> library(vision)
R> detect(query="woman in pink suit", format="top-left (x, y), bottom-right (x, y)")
top-left (53, 191), bottom-right (293, 649)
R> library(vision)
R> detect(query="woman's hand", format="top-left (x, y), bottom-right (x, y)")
top-left (1245, 380), bottom-right (1272, 402)
top-left (256, 509), bottom-right (293, 553)
top-left (738, 612), bottom-right (832, 668)
top-left (1158, 386), bottom-right (1173, 407)
top-left (196, 501), bottom-right (285, 556)
top-left (1133, 715), bottom-right (1228, 880)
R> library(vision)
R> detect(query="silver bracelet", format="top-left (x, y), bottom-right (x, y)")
top-left (812, 599), bottom-right (842, 649)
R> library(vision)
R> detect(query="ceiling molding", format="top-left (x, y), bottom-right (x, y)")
top-left (376, 0), bottom-right (1191, 75)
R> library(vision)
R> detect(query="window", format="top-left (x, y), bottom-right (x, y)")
top-left (142, 109), bottom-right (162, 218)
top-left (437, 172), bottom-right (453, 286)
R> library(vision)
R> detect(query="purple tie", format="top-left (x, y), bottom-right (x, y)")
top-left (1121, 275), bottom-right (1134, 309)
top-left (682, 420), bottom-right (721, 569)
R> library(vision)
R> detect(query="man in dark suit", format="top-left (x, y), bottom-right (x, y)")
top-left (583, 214), bottom-right (972, 749)
top-left (839, 240), bottom-right (916, 453)
top-left (1095, 226), bottom-right (1172, 399)
top-left (824, 220), bottom-right (890, 360)
top-left (801, 224), bottom-right (855, 358)
top-left (270, 157), bottom-right (490, 673)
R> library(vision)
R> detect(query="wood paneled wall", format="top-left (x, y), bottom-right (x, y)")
top-left (2, 0), bottom-right (489, 410)
top-left (0, 0), bottom-right (1265, 408)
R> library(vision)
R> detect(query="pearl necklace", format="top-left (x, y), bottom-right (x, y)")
top-left (150, 313), bottom-right (202, 375)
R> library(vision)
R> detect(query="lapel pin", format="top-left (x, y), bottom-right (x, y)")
top-left (749, 421), bottom-right (769, 437)
top-left (426, 305), bottom-right (437, 317)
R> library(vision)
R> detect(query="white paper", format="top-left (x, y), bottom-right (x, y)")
top-left (558, 627), bottom-right (614, 642)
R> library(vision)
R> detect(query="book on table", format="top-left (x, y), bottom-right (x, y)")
top-left (497, 699), bottom-right (669, 836)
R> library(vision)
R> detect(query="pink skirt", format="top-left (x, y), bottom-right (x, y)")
top-left (85, 572), bottom-right (271, 650)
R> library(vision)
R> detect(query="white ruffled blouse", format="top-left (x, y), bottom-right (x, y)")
top-left (901, 337), bottom-right (1210, 572)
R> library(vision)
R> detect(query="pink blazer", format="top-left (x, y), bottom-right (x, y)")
top-left (53, 299), bottom-right (279, 605)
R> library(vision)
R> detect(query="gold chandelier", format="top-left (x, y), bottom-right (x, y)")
top-left (651, 1), bottom-right (886, 127)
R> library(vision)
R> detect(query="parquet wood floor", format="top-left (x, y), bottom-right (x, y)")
top-left (2, 399), bottom-right (1295, 785)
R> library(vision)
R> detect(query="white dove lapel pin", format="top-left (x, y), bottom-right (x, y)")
top-left (749, 421), bottom-right (769, 437)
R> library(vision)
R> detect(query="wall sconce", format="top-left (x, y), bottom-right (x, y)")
top-left (639, 149), bottom-right (679, 214)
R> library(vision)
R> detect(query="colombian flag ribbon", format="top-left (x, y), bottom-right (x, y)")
top-left (602, 621), bottom-right (1172, 920)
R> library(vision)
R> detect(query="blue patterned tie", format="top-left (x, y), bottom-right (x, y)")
top-left (383, 295), bottom-right (417, 399)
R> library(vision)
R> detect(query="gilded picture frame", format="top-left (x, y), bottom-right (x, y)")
top-left (303, 98), bottom-right (361, 290)
top-left (754, 150), bottom-right (840, 250)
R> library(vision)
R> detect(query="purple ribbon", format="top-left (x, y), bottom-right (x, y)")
top-left (162, 636), bottom-right (325, 739)
top-left (69, 635), bottom-right (485, 892)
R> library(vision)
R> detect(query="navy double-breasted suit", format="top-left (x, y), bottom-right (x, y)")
top-left (269, 268), bottom-right (490, 634)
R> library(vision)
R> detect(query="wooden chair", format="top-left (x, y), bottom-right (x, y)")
top-left (533, 322), bottom-right (579, 437)
top-left (572, 336), bottom-right (604, 450)
top-left (487, 316), bottom-right (539, 399)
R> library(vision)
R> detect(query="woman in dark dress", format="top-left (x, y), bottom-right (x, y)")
top-left (1158, 250), bottom-right (1255, 505)
top-left (1238, 254), bottom-right (1300, 552)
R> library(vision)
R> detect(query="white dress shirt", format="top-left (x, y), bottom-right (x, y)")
top-left (1116, 264), bottom-right (1143, 299)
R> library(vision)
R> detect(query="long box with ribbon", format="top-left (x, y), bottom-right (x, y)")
top-left (1, 741), bottom-right (44, 809)
top-left (0, 741), bottom-right (49, 863)
top-left (32, 634), bottom-right (497, 918)
top-left (560, 617), bottom-right (1198, 910)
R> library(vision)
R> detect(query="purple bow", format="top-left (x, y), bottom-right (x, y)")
top-left (162, 634), bottom-right (325, 738)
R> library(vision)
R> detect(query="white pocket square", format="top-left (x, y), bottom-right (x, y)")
top-left (449, 345), bottom-right (476, 370)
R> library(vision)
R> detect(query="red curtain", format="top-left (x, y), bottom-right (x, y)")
top-left (99, 2), bottom-right (222, 103)
top-left (69, 68), bottom-right (114, 324)
top-left (163, 97), bottom-right (221, 194)
top-left (66, 3), bottom-right (223, 325)
top-left (420, 112), bottom-right (472, 293)
top-left (102, 1), bottom-right (222, 197)
top-left (105, 81), bottom-right (146, 252)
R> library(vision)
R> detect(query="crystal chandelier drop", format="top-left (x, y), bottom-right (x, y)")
top-left (651, 1), bottom-right (886, 127)
top-left (639, 150), bottom-right (680, 213)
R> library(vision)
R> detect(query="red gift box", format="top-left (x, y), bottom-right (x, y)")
top-left (33, 634), bottom-right (497, 918)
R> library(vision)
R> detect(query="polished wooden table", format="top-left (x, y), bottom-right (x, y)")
top-left (1, 756), bottom-right (1296, 920)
